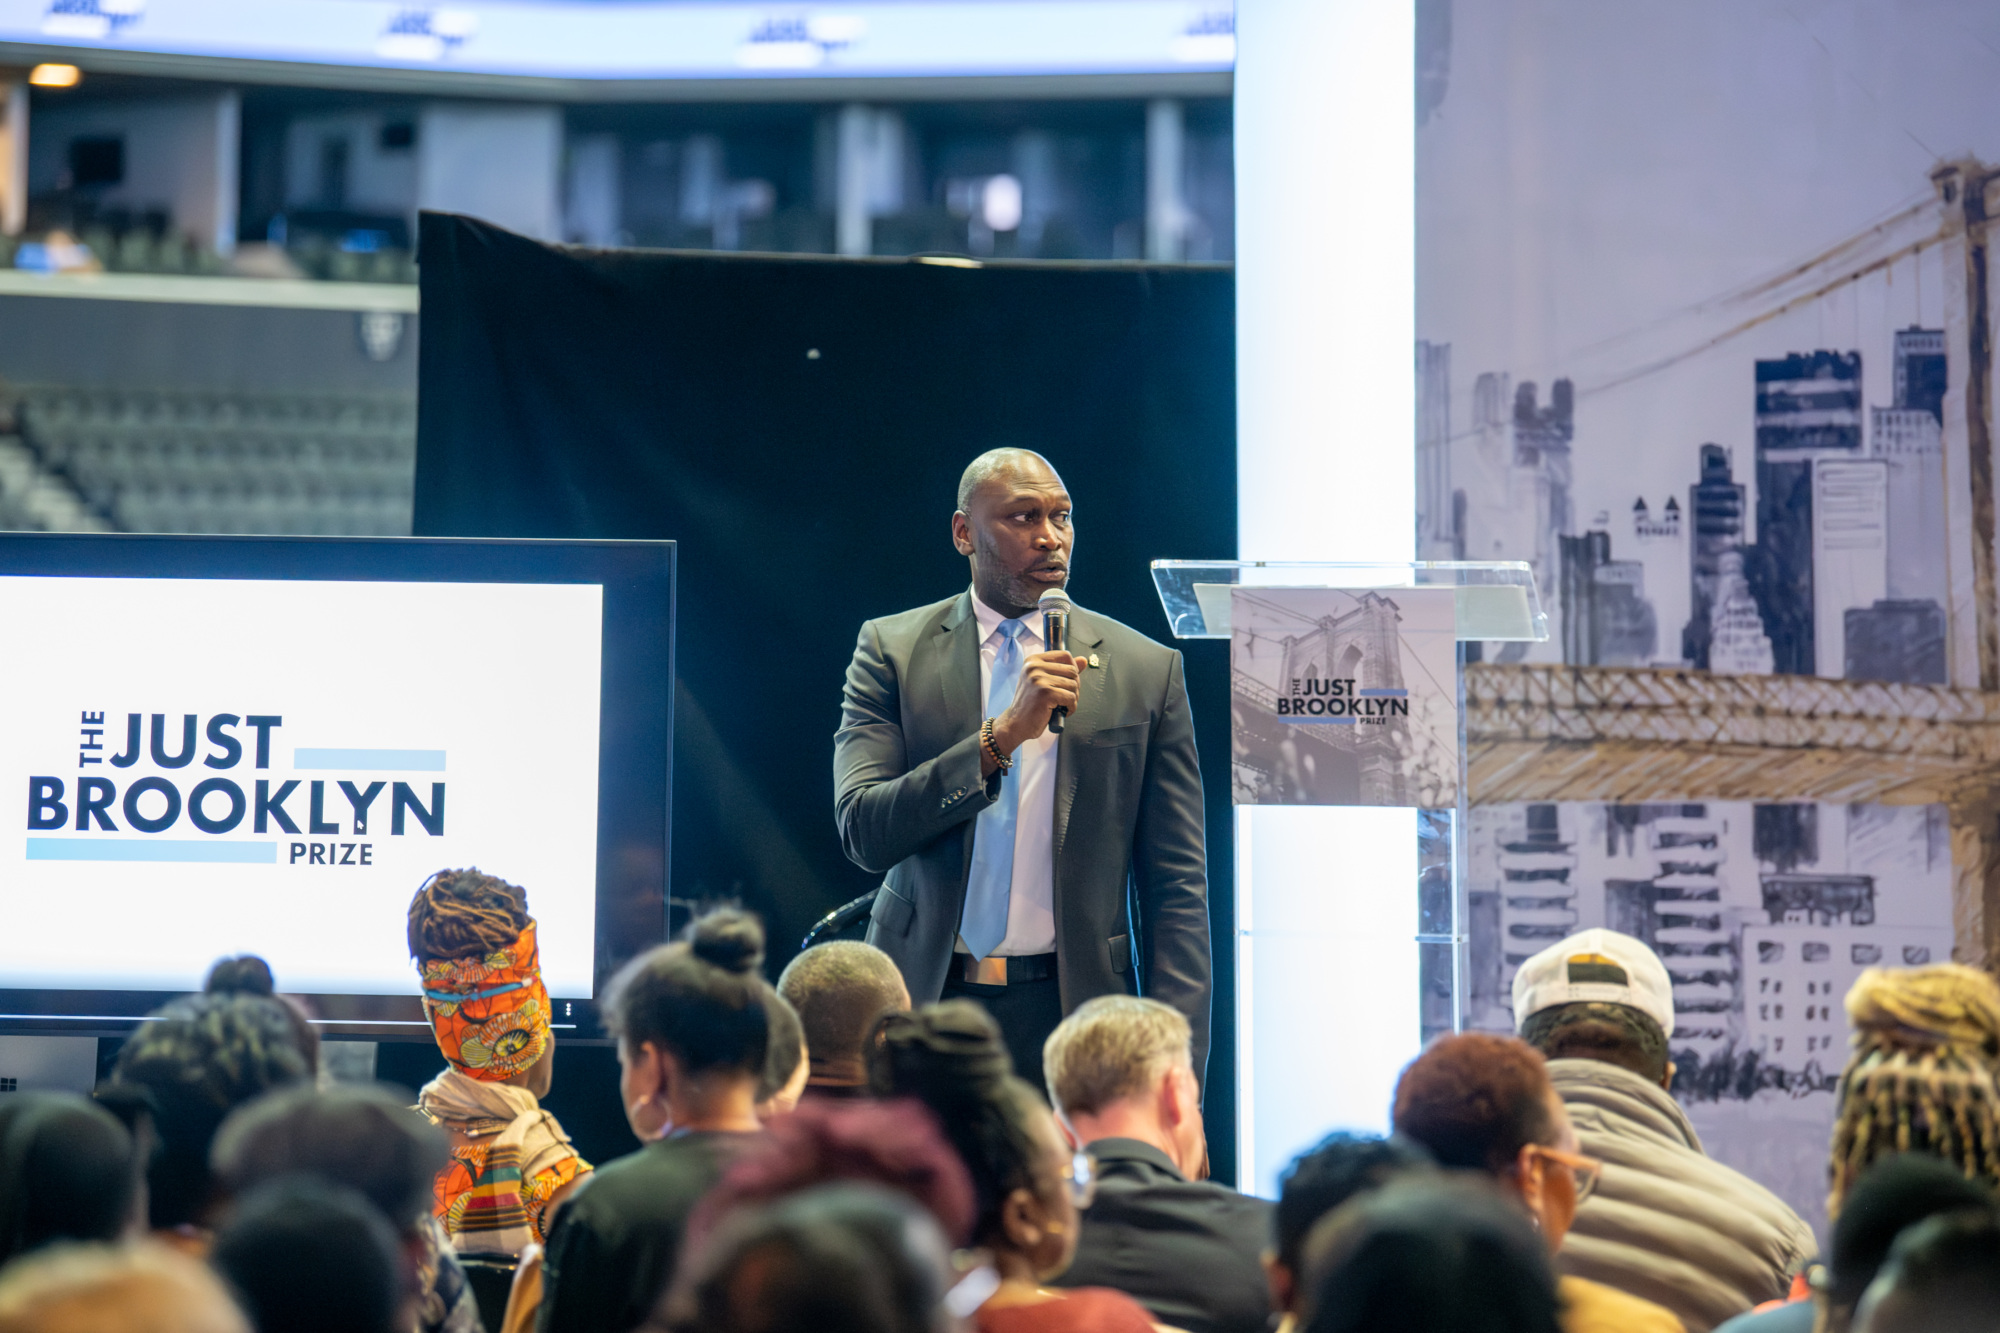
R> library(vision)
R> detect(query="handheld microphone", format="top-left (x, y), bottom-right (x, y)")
top-left (1039, 587), bottom-right (1072, 734)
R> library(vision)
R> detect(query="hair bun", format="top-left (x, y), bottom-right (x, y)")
top-left (687, 909), bottom-right (767, 976)
top-left (871, 1001), bottom-right (1014, 1101)
top-left (205, 956), bottom-right (276, 997)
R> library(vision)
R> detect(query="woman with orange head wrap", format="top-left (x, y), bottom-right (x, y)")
top-left (409, 868), bottom-right (590, 1255)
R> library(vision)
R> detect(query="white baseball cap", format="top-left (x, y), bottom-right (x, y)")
top-left (1511, 927), bottom-right (1676, 1039)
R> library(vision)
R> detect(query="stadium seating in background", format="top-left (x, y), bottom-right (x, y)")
top-left (9, 385), bottom-right (416, 536)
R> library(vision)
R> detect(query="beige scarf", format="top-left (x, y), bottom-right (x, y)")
top-left (418, 1068), bottom-right (579, 1256)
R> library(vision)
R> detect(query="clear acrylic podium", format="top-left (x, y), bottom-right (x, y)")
top-left (1150, 560), bottom-right (1547, 1190)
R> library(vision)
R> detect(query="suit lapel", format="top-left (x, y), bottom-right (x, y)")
top-left (1053, 609), bottom-right (1109, 863)
top-left (938, 592), bottom-right (981, 737)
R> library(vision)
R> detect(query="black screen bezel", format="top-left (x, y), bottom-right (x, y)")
top-left (0, 532), bottom-right (673, 1039)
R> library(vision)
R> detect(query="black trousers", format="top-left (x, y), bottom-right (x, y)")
top-left (940, 972), bottom-right (1065, 1093)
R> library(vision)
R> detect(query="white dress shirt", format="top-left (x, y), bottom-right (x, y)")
top-left (966, 588), bottom-right (1058, 956)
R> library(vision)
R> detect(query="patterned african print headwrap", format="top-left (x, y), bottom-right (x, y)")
top-left (419, 921), bottom-right (552, 1082)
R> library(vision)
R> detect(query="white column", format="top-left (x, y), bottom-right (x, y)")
top-left (564, 133), bottom-right (622, 247)
top-left (418, 104), bottom-right (563, 241)
top-left (1234, 0), bottom-right (1418, 1195)
top-left (208, 90), bottom-right (240, 256)
top-left (0, 82), bottom-right (25, 236)
top-left (1145, 98), bottom-right (1185, 262)
top-left (836, 103), bottom-right (874, 258)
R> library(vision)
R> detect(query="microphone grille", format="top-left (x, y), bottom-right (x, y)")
top-left (1037, 587), bottom-right (1073, 611)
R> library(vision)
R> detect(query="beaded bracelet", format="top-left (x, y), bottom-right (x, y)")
top-left (981, 718), bottom-right (1012, 773)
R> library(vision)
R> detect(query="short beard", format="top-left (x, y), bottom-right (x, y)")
top-left (973, 532), bottom-right (1039, 614)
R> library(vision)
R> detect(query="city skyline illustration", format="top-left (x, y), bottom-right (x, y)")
top-left (1414, 0), bottom-right (2000, 1245)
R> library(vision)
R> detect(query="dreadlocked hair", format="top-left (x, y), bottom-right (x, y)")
top-left (1828, 964), bottom-right (2000, 1216)
top-left (407, 868), bottom-right (530, 961)
top-left (869, 1001), bottom-right (1051, 1248)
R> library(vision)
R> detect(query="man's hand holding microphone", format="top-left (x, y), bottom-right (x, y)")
top-left (980, 588), bottom-right (1080, 776)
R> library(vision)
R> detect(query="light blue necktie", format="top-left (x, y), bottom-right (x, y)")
top-left (961, 619), bottom-right (1026, 960)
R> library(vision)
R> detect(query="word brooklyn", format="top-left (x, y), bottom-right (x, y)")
top-left (27, 710), bottom-right (443, 837)
top-left (1276, 678), bottom-right (1410, 719)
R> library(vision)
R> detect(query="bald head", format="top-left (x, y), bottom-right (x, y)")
top-left (956, 448), bottom-right (1060, 516)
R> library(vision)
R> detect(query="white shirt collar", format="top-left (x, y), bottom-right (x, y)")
top-left (970, 587), bottom-right (1042, 648)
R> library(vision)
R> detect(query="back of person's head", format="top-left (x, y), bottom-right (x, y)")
top-left (1299, 1178), bottom-right (1562, 1333)
top-left (869, 1001), bottom-right (1051, 1248)
top-left (689, 1096), bottom-right (977, 1248)
top-left (0, 1092), bottom-right (139, 1266)
top-left (210, 1083), bottom-right (450, 1234)
top-left (754, 986), bottom-right (806, 1109)
top-left (0, 1242), bottom-right (249, 1333)
top-left (111, 993), bottom-right (314, 1229)
top-left (202, 958), bottom-right (320, 1085)
top-left (1831, 964), bottom-right (2000, 1213)
top-left (203, 958), bottom-right (275, 997)
top-left (1519, 1002), bottom-right (1669, 1085)
top-left (1391, 1032), bottom-right (1557, 1175)
top-left (1042, 994), bottom-right (1191, 1117)
top-left (1826, 1153), bottom-right (1998, 1309)
top-left (776, 942), bottom-right (910, 1082)
top-left (406, 867), bottom-right (530, 961)
top-left (1510, 929), bottom-right (1676, 1086)
top-left (209, 1178), bottom-right (406, 1333)
top-left (661, 1183), bottom-right (956, 1333)
top-left (1854, 1207), bottom-right (2000, 1333)
top-left (602, 909), bottom-right (770, 1076)
top-left (1273, 1133), bottom-right (1434, 1285)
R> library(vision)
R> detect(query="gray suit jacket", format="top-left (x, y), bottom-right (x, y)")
top-left (834, 591), bottom-right (1212, 1071)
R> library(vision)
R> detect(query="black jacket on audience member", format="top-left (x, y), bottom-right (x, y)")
top-left (536, 1131), bottom-right (746, 1333)
top-left (1050, 1137), bottom-right (1273, 1333)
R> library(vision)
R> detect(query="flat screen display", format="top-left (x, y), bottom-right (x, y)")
top-left (0, 534), bottom-right (673, 1033)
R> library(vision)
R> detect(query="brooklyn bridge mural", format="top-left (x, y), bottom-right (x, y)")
top-left (1419, 0), bottom-right (2000, 1241)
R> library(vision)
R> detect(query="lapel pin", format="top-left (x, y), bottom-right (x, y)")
top-left (1088, 653), bottom-right (1101, 668)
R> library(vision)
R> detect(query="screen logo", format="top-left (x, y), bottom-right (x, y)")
top-left (26, 710), bottom-right (445, 865)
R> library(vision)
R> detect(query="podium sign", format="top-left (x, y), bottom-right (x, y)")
top-left (1153, 560), bottom-right (1546, 1192)
top-left (1229, 586), bottom-right (1459, 807)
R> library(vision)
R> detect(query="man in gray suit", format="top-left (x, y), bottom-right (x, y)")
top-left (834, 448), bottom-right (1211, 1081)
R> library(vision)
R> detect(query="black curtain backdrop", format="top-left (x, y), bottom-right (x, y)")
top-left (412, 213), bottom-right (1239, 1177)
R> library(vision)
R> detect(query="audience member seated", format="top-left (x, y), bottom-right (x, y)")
top-left (1296, 1177), bottom-right (1563, 1333)
top-left (1853, 1208), bottom-right (2000, 1333)
top-left (210, 1083), bottom-right (479, 1333)
top-left (1513, 929), bottom-right (1815, 1331)
top-left (1828, 963), bottom-right (2000, 1213)
top-left (753, 988), bottom-right (810, 1121)
top-left (1266, 1133), bottom-right (1434, 1331)
top-left (0, 1091), bottom-right (141, 1266)
top-left (407, 869), bottom-right (591, 1257)
top-left (658, 1183), bottom-right (959, 1333)
top-left (689, 1096), bottom-right (976, 1248)
top-left (1715, 1154), bottom-right (1997, 1333)
top-left (108, 992), bottom-right (315, 1249)
top-left (1039, 995), bottom-right (1268, 1333)
top-left (870, 1001), bottom-right (1157, 1333)
top-left (203, 956), bottom-right (321, 1079)
top-left (0, 1241), bottom-right (249, 1333)
top-left (210, 1178), bottom-right (410, 1333)
top-left (1393, 1031), bottom-right (1685, 1333)
top-left (537, 909), bottom-right (772, 1333)
top-left (777, 941), bottom-right (911, 1099)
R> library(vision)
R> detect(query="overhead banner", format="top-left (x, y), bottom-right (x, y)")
top-left (1229, 586), bottom-right (1458, 807)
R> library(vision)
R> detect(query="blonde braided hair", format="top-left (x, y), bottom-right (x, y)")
top-left (1828, 963), bottom-right (2000, 1215)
